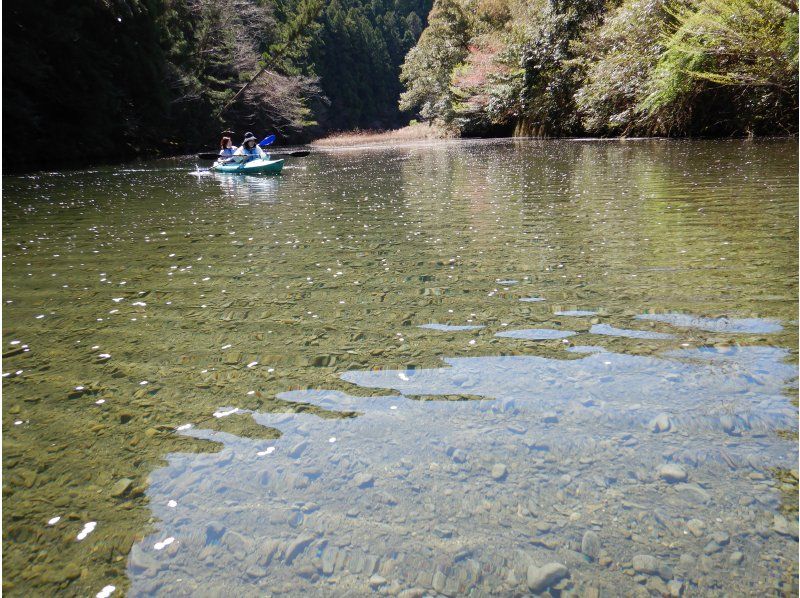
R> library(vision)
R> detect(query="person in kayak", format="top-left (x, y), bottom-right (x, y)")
top-left (219, 136), bottom-right (236, 158)
top-left (232, 132), bottom-right (267, 163)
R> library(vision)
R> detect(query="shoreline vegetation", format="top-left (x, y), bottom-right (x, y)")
top-left (310, 127), bottom-right (798, 150)
top-left (3, 0), bottom-right (432, 173)
top-left (310, 122), bottom-right (451, 147)
top-left (3, 0), bottom-right (797, 174)
top-left (397, 0), bottom-right (798, 140)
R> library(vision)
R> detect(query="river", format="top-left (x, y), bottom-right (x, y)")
top-left (2, 138), bottom-right (798, 596)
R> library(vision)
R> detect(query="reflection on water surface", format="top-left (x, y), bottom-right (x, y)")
top-left (2, 139), bottom-right (797, 596)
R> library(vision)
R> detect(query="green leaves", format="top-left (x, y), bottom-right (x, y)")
top-left (400, 0), bottom-right (797, 137)
top-left (398, 0), bottom-right (470, 123)
top-left (639, 0), bottom-right (798, 134)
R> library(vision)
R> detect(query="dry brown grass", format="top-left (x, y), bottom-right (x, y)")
top-left (310, 122), bottom-right (450, 148)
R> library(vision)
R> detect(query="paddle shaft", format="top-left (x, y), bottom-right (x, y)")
top-left (197, 150), bottom-right (309, 160)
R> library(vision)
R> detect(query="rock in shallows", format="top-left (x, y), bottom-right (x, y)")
top-left (632, 555), bottom-right (673, 580)
top-left (719, 414), bottom-right (736, 434)
top-left (773, 514), bottom-right (799, 539)
top-left (667, 580), bottom-right (683, 597)
top-left (710, 531), bottom-right (730, 546)
top-left (491, 463), bottom-right (507, 480)
top-left (729, 551), bottom-right (744, 565)
top-left (431, 570), bottom-right (446, 593)
top-left (674, 483), bottom-right (710, 502)
top-left (658, 464), bottom-right (688, 483)
top-left (527, 562), bottom-right (569, 592)
top-left (284, 534), bottom-right (314, 564)
top-left (110, 478), bottom-right (133, 497)
top-left (632, 555), bottom-right (661, 575)
top-left (649, 413), bottom-right (672, 433)
top-left (369, 575), bottom-right (387, 588)
top-left (354, 472), bottom-right (374, 488)
top-left (581, 531), bottom-right (601, 560)
top-left (686, 519), bottom-right (705, 537)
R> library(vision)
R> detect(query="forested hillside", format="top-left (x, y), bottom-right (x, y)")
top-left (3, 0), bottom-right (796, 171)
top-left (400, 0), bottom-right (798, 137)
top-left (306, 0), bottom-right (431, 129)
top-left (2, 0), bottom-right (431, 171)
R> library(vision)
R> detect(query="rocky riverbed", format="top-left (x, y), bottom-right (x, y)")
top-left (129, 342), bottom-right (798, 596)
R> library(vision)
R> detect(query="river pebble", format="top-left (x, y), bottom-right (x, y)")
top-left (658, 464), bottom-right (688, 483)
top-left (686, 518), bottom-right (705, 537)
top-left (490, 463), bottom-right (507, 480)
top-left (527, 562), bottom-right (569, 593)
top-left (772, 514), bottom-right (799, 539)
top-left (649, 413), bottom-right (672, 433)
top-left (631, 555), bottom-right (672, 580)
top-left (581, 531), bottom-right (601, 560)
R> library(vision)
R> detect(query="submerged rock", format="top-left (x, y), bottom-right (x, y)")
top-left (649, 413), bottom-right (672, 433)
top-left (369, 574), bottom-right (387, 588)
top-left (729, 551), bottom-right (745, 565)
top-left (631, 555), bottom-right (672, 580)
top-left (129, 545), bottom-right (158, 573)
top-left (542, 412), bottom-right (559, 424)
top-left (719, 415), bottom-right (738, 435)
top-left (581, 531), bottom-right (601, 561)
top-left (284, 534), bottom-right (314, 564)
top-left (686, 519), bottom-right (705, 537)
top-left (710, 531), bottom-right (730, 546)
top-left (354, 473), bottom-right (374, 488)
top-left (288, 441), bottom-right (308, 459)
top-left (773, 514), bottom-right (799, 539)
top-left (491, 464), bottom-right (507, 481)
top-left (110, 478), bottom-right (133, 497)
top-left (527, 562), bottom-right (569, 593)
top-left (667, 580), bottom-right (683, 597)
top-left (658, 464), bottom-right (688, 483)
top-left (674, 483), bottom-right (710, 502)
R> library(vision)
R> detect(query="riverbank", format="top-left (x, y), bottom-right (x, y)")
top-left (310, 122), bottom-right (450, 148)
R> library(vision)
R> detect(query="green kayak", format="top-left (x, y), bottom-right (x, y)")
top-left (211, 158), bottom-right (284, 175)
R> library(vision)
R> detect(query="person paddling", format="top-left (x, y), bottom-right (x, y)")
top-left (219, 136), bottom-right (236, 157)
top-left (233, 132), bottom-right (267, 163)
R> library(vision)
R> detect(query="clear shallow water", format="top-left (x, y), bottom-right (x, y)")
top-left (635, 313), bottom-right (784, 334)
top-left (2, 139), bottom-right (798, 597)
top-left (135, 344), bottom-right (796, 596)
top-left (495, 328), bottom-right (577, 340)
top-left (588, 323), bottom-right (675, 340)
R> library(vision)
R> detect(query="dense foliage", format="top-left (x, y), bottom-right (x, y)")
top-left (400, 0), bottom-right (798, 137)
top-left (4, 0), bottom-right (795, 170)
top-left (2, 0), bottom-right (430, 170)
top-left (308, 0), bottom-right (433, 130)
top-left (4, 0), bottom-right (169, 168)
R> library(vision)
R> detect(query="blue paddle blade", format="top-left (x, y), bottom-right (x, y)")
top-left (259, 134), bottom-right (276, 147)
